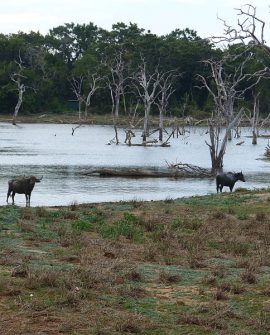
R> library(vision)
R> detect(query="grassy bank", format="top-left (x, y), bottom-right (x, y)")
top-left (0, 112), bottom-right (112, 125)
top-left (1, 189), bottom-right (270, 334)
top-left (0, 112), bottom-right (188, 126)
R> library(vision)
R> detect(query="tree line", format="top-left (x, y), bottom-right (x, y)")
top-left (1, 21), bottom-right (270, 122)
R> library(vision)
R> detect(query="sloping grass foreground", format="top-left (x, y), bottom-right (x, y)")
top-left (0, 189), bottom-right (270, 334)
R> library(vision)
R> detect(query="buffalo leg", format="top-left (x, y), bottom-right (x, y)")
top-left (11, 192), bottom-right (15, 204)
top-left (25, 193), bottom-right (31, 205)
top-left (6, 189), bottom-right (11, 203)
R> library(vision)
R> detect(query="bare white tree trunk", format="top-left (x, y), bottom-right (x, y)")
top-left (206, 109), bottom-right (244, 171)
top-left (13, 82), bottom-right (25, 125)
top-left (84, 73), bottom-right (103, 118)
top-left (70, 76), bottom-right (85, 120)
top-left (155, 71), bottom-right (178, 141)
top-left (198, 53), bottom-right (268, 130)
top-left (198, 51), bottom-right (269, 168)
top-left (106, 50), bottom-right (126, 145)
top-left (134, 58), bottom-right (162, 143)
top-left (212, 4), bottom-right (270, 56)
top-left (252, 93), bottom-right (260, 144)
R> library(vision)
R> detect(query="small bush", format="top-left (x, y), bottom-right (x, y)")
top-left (231, 282), bottom-right (246, 294)
top-left (19, 207), bottom-right (34, 220)
top-left (234, 188), bottom-right (249, 193)
top-left (215, 288), bottom-right (228, 300)
top-left (125, 270), bottom-right (143, 282)
top-left (26, 268), bottom-right (70, 289)
top-left (159, 270), bottom-right (181, 284)
top-left (143, 243), bottom-right (159, 262)
top-left (212, 211), bottom-right (226, 219)
top-left (227, 207), bottom-right (236, 215)
top-left (218, 281), bottom-right (231, 292)
top-left (241, 267), bottom-right (257, 284)
top-left (211, 265), bottom-right (226, 279)
top-left (69, 201), bottom-right (78, 211)
top-left (202, 275), bottom-right (217, 286)
top-left (35, 207), bottom-right (48, 217)
top-left (97, 212), bottom-right (143, 241)
top-left (130, 198), bottom-right (143, 208)
top-left (11, 264), bottom-right (29, 278)
top-left (0, 278), bottom-right (21, 296)
top-left (62, 211), bottom-right (78, 220)
top-left (224, 241), bottom-right (250, 256)
top-left (256, 212), bottom-right (266, 222)
top-left (71, 219), bottom-right (92, 231)
top-left (237, 212), bottom-right (249, 220)
top-left (17, 220), bottom-right (35, 232)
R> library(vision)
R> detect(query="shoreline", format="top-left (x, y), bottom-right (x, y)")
top-left (0, 112), bottom-right (205, 126)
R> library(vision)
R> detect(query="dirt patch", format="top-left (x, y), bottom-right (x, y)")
top-left (145, 284), bottom-right (202, 305)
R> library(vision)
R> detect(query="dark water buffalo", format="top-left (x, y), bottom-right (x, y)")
top-left (216, 172), bottom-right (245, 193)
top-left (7, 176), bottom-right (43, 204)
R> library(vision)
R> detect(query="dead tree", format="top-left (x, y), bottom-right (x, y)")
top-left (244, 92), bottom-right (270, 143)
top-left (70, 76), bottom-right (85, 120)
top-left (84, 72), bottom-right (103, 118)
top-left (127, 100), bottom-right (141, 128)
top-left (155, 70), bottom-right (179, 141)
top-left (212, 4), bottom-right (270, 144)
top-left (197, 52), bottom-right (269, 141)
top-left (107, 50), bottom-right (127, 144)
top-left (10, 53), bottom-right (36, 125)
top-left (206, 109), bottom-right (244, 171)
top-left (212, 4), bottom-right (270, 56)
top-left (134, 58), bottom-right (162, 142)
top-left (11, 75), bottom-right (25, 125)
top-left (251, 92), bottom-right (260, 144)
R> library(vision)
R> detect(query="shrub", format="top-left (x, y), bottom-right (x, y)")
top-left (71, 219), bottom-right (92, 231)
top-left (19, 207), bottom-right (34, 220)
top-left (241, 266), bottom-right (258, 284)
top-left (159, 270), bottom-right (181, 284)
top-left (215, 288), bottom-right (228, 300)
top-left (97, 212), bottom-right (143, 241)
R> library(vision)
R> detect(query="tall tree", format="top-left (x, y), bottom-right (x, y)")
top-left (134, 57), bottom-right (162, 142)
top-left (198, 47), bottom-right (269, 170)
top-left (155, 70), bottom-right (179, 141)
top-left (48, 22), bottom-right (100, 66)
top-left (213, 4), bottom-right (270, 56)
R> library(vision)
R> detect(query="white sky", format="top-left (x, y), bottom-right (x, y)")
top-left (0, 0), bottom-right (269, 39)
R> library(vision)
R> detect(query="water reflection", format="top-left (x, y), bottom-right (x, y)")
top-left (0, 123), bottom-right (270, 206)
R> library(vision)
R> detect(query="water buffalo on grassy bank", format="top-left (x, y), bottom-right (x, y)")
top-left (7, 176), bottom-right (43, 204)
top-left (216, 172), bottom-right (245, 193)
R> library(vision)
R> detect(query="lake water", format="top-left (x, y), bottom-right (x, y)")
top-left (0, 122), bottom-right (270, 206)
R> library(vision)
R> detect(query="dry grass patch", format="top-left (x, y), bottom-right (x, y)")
top-left (159, 270), bottom-right (181, 284)
top-left (2, 191), bottom-right (270, 334)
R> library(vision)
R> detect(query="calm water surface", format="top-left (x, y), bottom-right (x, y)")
top-left (0, 122), bottom-right (270, 206)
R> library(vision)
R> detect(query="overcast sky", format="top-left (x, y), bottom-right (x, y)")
top-left (1, 0), bottom-right (269, 39)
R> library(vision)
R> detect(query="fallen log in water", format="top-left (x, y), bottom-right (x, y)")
top-left (81, 164), bottom-right (213, 178)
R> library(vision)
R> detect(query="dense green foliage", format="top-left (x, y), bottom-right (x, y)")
top-left (1, 22), bottom-right (270, 117)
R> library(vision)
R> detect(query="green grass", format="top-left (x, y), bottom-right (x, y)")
top-left (1, 190), bottom-right (270, 334)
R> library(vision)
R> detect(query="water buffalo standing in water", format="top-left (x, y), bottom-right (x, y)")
top-left (216, 172), bottom-right (245, 193)
top-left (7, 176), bottom-right (43, 204)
